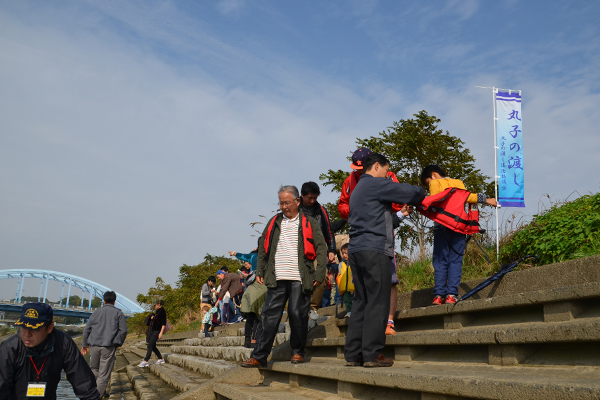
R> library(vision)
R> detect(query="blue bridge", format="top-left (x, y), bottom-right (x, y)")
top-left (0, 269), bottom-right (145, 318)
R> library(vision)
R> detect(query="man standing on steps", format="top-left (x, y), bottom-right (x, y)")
top-left (81, 291), bottom-right (128, 398)
top-left (344, 154), bottom-right (425, 367)
top-left (298, 181), bottom-right (337, 320)
top-left (241, 185), bottom-right (327, 368)
top-left (0, 303), bottom-right (101, 400)
top-left (339, 147), bottom-right (407, 335)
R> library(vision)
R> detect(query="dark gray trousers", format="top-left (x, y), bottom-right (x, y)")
top-left (344, 250), bottom-right (391, 363)
top-left (90, 345), bottom-right (117, 396)
top-left (250, 280), bottom-right (311, 363)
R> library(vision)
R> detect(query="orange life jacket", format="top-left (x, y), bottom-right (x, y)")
top-left (417, 187), bottom-right (481, 235)
top-left (264, 213), bottom-right (316, 260)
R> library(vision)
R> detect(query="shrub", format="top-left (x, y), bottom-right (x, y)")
top-left (500, 193), bottom-right (600, 265)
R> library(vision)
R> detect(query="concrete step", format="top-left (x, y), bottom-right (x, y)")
top-left (334, 283), bottom-right (600, 336)
top-left (126, 364), bottom-right (180, 400)
top-left (167, 354), bottom-right (238, 378)
top-left (261, 358), bottom-right (600, 400)
top-left (108, 371), bottom-right (137, 400)
top-left (184, 333), bottom-right (291, 348)
top-left (122, 350), bottom-right (143, 365)
top-left (317, 316), bottom-right (600, 347)
top-left (171, 345), bottom-right (253, 363)
top-left (212, 381), bottom-right (344, 400)
top-left (184, 336), bottom-right (245, 347)
top-left (309, 317), bottom-right (600, 366)
top-left (174, 334), bottom-right (291, 363)
top-left (148, 362), bottom-right (211, 392)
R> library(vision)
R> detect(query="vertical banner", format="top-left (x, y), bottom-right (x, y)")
top-left (496, 91), bottom-right (525, 207)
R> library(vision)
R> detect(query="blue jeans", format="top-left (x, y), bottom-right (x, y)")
top-left (322, 284), bottom-right (342, 307)
top-left (432, 226), bottom-right (466, 297)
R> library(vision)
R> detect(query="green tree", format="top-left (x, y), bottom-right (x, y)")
top-left (320, 111), bottom-right (494, 259)
top-left (91, 296), bottom-right (102, 308)
top-left (136, 254), bottom-right (243, 324)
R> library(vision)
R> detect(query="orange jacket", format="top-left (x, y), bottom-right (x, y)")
top-left (338, 170), bottom-right (402, 220)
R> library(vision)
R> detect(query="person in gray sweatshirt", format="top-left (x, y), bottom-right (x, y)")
top-left (81, 291), bottom-right (128, 398)
top-left (344, 153), bottom-right (425, 368)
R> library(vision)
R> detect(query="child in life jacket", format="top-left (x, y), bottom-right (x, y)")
top-left (336, 243), bottom-right (354, 318)
top-left (420, 165), bottom-right (497, 305)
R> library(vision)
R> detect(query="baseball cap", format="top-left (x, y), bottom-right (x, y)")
top-left (350, 148), bottom-right (373, 170)
top-left (15, 303), bottom-right (53, 330)
top-left (216, 269), bottom-right (226, 276)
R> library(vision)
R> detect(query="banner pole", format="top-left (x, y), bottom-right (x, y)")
top-left (493, 88), bottom-right (499, 261)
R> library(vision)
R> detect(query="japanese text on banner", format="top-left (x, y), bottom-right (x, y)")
top-left (496, 91), bottom-right (525, 207)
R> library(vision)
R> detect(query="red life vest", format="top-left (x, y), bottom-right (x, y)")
top-left (264, 213), bottom-right (316, 260)
top-left (347, 170), bottom-right (397, 197)
top-left (417, 187), bottom-right (481, 235)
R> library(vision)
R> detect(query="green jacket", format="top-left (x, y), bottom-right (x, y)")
top-left (256, 210), bottom-right (327, 294)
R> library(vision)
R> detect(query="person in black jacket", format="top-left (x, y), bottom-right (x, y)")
top-left (299, 181), bottom-right (337, 319)
top-left (138, 299), bottom-right (167, 367)
top-left (0, 303), bottom-right (100, 400)
top-left (344, 154), bottom-right (425, 368)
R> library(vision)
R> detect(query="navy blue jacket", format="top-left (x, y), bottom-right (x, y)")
top-left (0, 329), bottom-right (100, 400)
top-left (348, 174), bottom-right (425, 257)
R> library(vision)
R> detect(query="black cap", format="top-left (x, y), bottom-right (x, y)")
top-left (15, 303), bottom-right (53, 330)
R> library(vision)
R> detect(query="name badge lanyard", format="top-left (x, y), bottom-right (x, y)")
top-left (30, 356), bottom-right (48, 380)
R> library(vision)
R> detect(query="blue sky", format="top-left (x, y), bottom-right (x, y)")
top-left (1, 1), bottom-right (599, 303)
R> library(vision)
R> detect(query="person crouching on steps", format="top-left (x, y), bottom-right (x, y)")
top-left (241, 185), bottom-right (327, 368)
top-left (420, 165), bottom-right (498, 305)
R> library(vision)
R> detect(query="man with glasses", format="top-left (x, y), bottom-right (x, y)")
top-left (241, 185), bottom-right (327, 367)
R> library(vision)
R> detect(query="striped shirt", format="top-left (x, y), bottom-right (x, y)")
top-left (274, 213), bottom-right (301, 281)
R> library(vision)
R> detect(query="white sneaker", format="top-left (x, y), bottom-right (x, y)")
top-left (137, 361), bottom-right (149, 368)
top-left (309, 310), bottom-right (319, 321)
top-left (344, 312), bottom-right (351, 318)
top-left (155, 359), bottom-right (165, 364)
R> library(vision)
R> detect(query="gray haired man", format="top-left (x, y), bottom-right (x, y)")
top-left (81, 291), bottom-right (128, 398)
top-left (241, 185), bottom-right (327, 367)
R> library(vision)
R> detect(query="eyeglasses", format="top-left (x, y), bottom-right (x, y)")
top-left (279, 200), bottom-right (295, 207)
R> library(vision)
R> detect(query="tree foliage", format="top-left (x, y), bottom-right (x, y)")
top-left (320, 111), bottom-right (494, 258)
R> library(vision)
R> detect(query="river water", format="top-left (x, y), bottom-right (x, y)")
top-left (57, 373), bottom-right (78, 399)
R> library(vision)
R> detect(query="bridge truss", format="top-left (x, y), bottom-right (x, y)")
top-left (0, 269), bottom-right (144, 314)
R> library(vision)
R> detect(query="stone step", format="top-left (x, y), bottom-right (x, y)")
top-left (184, 333), bottom-right (291, 348)
top-left (122, 350), bottom-right (143, 365)
top-left (261, 358), bottom-right (600, 400)
top-left (184, 336), bottom-right (244, 347)
top-left (148, 362), bottom-right (211, 392)
top-left (212, 381), bottom-right (345, 400)
top-left (309, 317), bottom-right (600, 366)
top-left (316, 316), bottom-right (600, 347)
top-left (171, 345), bottom-right (253, 363)
top-left (114, 353), bottom-right (131, 370)
top-left (334, 283), bottom-right (600, 336)
top-left (167, 354), bottom-right (238, 378)
top-left (108, 371), bottom-right (137, 400)
top-left (126, 365), bottom-right (180, 400)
